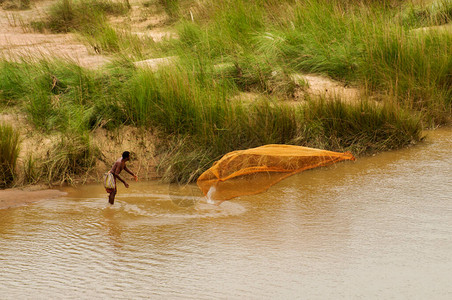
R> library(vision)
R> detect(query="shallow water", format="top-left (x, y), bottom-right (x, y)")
top-left (1, 128), bottom-right (451, 299)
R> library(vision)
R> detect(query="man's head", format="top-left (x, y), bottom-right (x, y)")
top-left (122, 151), bottom-right (130, 161)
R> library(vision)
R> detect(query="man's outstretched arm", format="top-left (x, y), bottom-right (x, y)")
top-left (124, 166), bottom-right (138, 181)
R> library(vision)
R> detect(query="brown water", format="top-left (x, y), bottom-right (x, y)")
top-left (1, 129), bottom-right (451, 299)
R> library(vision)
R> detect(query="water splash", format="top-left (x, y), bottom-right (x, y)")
top-left (206, 186), bottom-right (216, 204)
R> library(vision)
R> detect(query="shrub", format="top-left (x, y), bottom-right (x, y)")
top-left (301, 98), bottom-right (423, 154)
top-left (0, 123), bottom-right (21, 188)
top-left (47, 0), bottom-right (129, 32)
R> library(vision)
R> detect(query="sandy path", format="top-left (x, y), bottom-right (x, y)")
top-left (0, 1), bottom-right (109, 68)
top-left (0, 0), bottom-right (175, 68)
top-left (0, 188), bottom-right (66, 209)
top-left (300, 74), bottom-right (362, 102)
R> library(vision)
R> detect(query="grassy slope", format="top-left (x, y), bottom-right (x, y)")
top-left (1, 0), bottom-right (450, 186)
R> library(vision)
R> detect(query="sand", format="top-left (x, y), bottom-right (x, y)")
top-left (0, 187), bottom-right (66, 209)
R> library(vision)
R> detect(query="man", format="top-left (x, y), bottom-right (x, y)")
top-left (105, 151), bottom-right (138, 204)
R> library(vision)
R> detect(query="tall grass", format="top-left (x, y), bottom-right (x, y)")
top-left (171, 0), bottom-right (451, 125)
top-left (159, 0), bottom-right (180, 19)
top-left (0, 55), bottom-right (425, 183)
top-left (0, 50), bottom-right (425, 184)
top-left (156, 96), bottom-right (423, 183)
top-left (301, 98), bottom-right (422, 154)
top-left (401, 0), bottom-right (452, 29)
top-left (23, 153), bottom-right (40, 185)
top-left (117, 64), bottom-right (234, 131)
top-left (361, 29), bottom-right (452, 124)
top-left (125, 64), bottom-right (422, 182)
top-left (44, 0), bottom-right (129, 33)
top-left (0, 61), bottom-right (29, 105)
top-left (0, 60), bottom-right (104, 185)
top-left (42, 134), bottom-right (99, 185)
top-left (0, 123), bottom-right (20, 188)
top-left (0, 59), bottom-right (115, 132)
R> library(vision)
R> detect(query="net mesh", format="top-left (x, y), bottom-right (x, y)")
top-left (197, 144), bottom-right (355, 200)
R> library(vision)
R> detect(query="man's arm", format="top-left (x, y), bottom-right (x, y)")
top-left (124, 166), bottom-right (138, 181)
top-left (124, 166), bottom-right (135, 176)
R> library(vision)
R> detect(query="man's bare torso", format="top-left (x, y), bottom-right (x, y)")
top-left (110, 158), bottom-right (125, 175)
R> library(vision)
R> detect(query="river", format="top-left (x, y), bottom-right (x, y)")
top-left (0, 128), bottom-right (451, 299)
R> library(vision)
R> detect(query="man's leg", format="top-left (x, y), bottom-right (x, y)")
top-left (109, 189), bottom-right (116, 204)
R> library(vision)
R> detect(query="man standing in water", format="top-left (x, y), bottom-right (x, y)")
top-left (106, 151), bottom-right (138, 205)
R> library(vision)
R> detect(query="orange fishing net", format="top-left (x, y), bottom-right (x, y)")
top-left (197, 144), bottom-right (355, 200)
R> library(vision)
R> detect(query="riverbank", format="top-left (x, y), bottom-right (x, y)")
top-left (1, 126), bottom-right (450, 210)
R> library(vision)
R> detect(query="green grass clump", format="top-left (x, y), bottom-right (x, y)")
top-left (173, 0), bottom-right (266, 58)
top-left (0, 59), bottom-right (117, 132)
top-left (362, 29), bottom-right (452, 124)
top-left (301, 98), bottom-right (422, 154)
top-left (401, 0), bottom-right (452, 29)
top-left (0, 61), bottom-right (30, 105)
top-left (276, 1), bottom-right (364, 81)
top-left (117, 64), bottom-right (233, 132)
top-left (155, 102), bottom-right (300, 183)
top-left (45, 0), bottom-right (129, 33)
top-left (0, 123), bottom-right (21, 188)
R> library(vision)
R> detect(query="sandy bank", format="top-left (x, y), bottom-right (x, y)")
top-left (0, 187), bottom-right (66, 209)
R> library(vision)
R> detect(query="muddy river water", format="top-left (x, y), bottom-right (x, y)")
top-left (1, 128), bottom-right (451, 299)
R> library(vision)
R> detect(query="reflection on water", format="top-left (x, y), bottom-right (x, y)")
top-left (0, 128), bottom-right (451, 299)
top-left (102, 207), bottom-right (124, 249)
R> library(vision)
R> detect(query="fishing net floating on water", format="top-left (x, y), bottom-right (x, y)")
top-left (197, 144), bottom-right (355, 201)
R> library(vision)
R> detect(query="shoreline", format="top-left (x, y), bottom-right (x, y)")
top-left (0, 186), bottom-right (67, 210)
